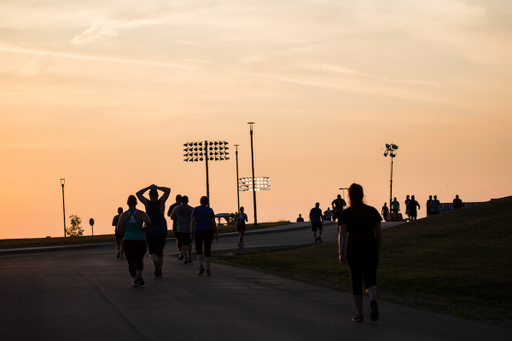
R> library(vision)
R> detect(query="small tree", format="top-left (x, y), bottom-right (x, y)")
top-left (67, 215), bottom-right (83, 237)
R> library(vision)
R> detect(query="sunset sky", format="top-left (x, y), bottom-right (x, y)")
top-left (1, 0), bottom-right (511, 239)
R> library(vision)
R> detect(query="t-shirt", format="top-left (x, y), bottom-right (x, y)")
top-left (191, 205), bottom-right (215, 232)
top-left (173, 204), bottom-right (193, 233)
top-left (339, 205), bottom-right (382, 243)
top-left (431, 200), bottom-right (441, 213)
top-left (309, 207), bottom-right (323, 224)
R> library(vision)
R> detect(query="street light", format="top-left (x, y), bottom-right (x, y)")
top-left (339, 187), bottom-right (348, 201)
top-left (183, 140), bottom-right (230, 204)
top-left (239, 177), bottom-right (271, 192)
top-left (248, 122), bottom-right (258, 225)
top-left (383, 143), bottom-right (399, 208)
top-left (234, 144), bottom-right (240, 212)
top-left (60, 178), bottom-right (66, 237)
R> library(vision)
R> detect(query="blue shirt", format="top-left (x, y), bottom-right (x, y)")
top-left (310, 207), bottom-right (323, 224)
top-left (192, 205), bottom-right (215, 232)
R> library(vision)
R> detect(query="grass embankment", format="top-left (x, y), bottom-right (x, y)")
top-left (215, 197), bottom-right (512, 325)
top-left (0, 221), bottom-right (291, 249)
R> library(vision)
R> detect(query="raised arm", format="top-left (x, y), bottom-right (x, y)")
top-left (375, 222), bottom-right (382, 253)
top-left (136, 185), bottom-right (155, 206)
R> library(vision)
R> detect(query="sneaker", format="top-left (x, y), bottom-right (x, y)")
top-left (352, 314), bottom-right (364, 322)
top-left (317, 237), bottom-right (323, 243)
top-left (238, 243), bottom-right (242, 248)
top-left (117, 251), bottom-right (120, 258)
top-left (120, 255), bottom-right (124, 260)
top-left (198, 265), bottom-right (205, 275)
top-left (178, 253), bottom-right (184, 260)
top-left (187, 258), bottom-right (193, 264)
top-left (154, 261), bottom-right (161, 277)
top-left (131, 279), bottom-right (139, 288)
top-left (138, 276), bottom-right (145, 286)
top-left (370, 300), bottom-right (379, 322)
top-left (314, 239), bottom-right (318, 243)
top-left (206, 269), bottom-right (211, 277)
top-left (183, 259), bottom-right (188, 264)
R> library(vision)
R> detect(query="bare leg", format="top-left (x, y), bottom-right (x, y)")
top-left (353, 295), bottom-right (363, 316)
top-left (187, 242), bottom-right (193, 258)
top-left (205, 256), bottom-right (211, 270)
top-left (313, 231), bottom-right (317, 242)
top-left (197, 254), bottom-right (204, 268)
top-left (239, 230), bottom-right (245, 246)
top-left (367, 286), bottom-right (377, 301)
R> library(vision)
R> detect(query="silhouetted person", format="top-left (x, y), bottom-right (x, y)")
top-left (324, 207), bottom-right (333, 221)
top-left (381, 203), bottom-right (389, 221)
top-left (453, 195), bottom-right (464, 209)
top-left (407, 195), bottom-right (420, 221)
top-left (191, 196), bottom-right (218, 276)
top-left (430, 195), bottom-right (441, 215)
top-left (391, 197), bottom-right (400, 221)
top-left (117, 195), bottom-right (151, 287)
top-left (235, 206), bottom-right (248, 248)
top-left (310, 202), bottom-right (324, 243)
top-left (404, 195), bottom-right (411, 220)
top-left (170, 195), bottom-right (194, 264)
top-left (136, 184), bottom-right (171, 278)
top-left (167, 194), bottom-right (183, 259)
top-left (338, 183), bottom-right (382, 323)
top-left (296, 214), bottom-right (304, 222)
top-left (426, 195), bottom-right (433, 217)
top-left (332, 195), bottom-right (347, 223)
top-left (113, 207), bottom-right (124, 259)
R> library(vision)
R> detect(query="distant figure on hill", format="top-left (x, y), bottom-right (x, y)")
top-left (309, 202), bottom-right (324, 243)
top-left (404, 195), bottom-right (411, 220)
top-left (338, 183), bottom-right (382, 323)
top-left (113, 207), bottom-right (124, 259)
top-left (117, 195), bottom-right (152, 287)
top-left (430, 195), bottom-right (441, 215)
top-left (137, 184), bottom-right (171, 278)
top-left (391, 197), bottom-right (400, 221)
top-left (167, 194), bottom-right (183, 260)
top-left (170, 195), bottom-right (194, 264)
top-left (381, 203), bottom-right (389, 221)
top-left (296, 214), bottom-right (304, 222)
top-left (407, 195), bottom-right (420, 221)
top-left (453, 195), bottom-right (464, 209)
top-left (235, 206), bottom-right (248, 248)
top-left (324, 207), bottom-right (333, 221)
top-left (426, 195), bottom-right (433, 216)
top-left (332, 195), bottom-right (347, 223)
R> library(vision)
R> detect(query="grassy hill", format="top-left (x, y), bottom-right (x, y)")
top-left (215, 196), bottom-right (512, 325)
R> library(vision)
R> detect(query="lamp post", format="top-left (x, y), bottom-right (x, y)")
top-left (60, 178), bottom-right (66, 237)
top-left (339, 187), bottom-right (348, 201)
top-left (234, 144), bottom-right (240, 212)
top-left (383, 143), bottom-right (398, 208)
top-left (183, 140), bottom-right (230, 204)
top-left (248, 122), bottom-right (258, 225)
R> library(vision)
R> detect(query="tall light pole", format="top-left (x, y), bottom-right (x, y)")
top-left (248, 122), bottom-right (258, 225)
top-left (183, 140), bottom-right (230, 205)
top-left (60, 178), bottom-right (66, 237)
top-left (234, 144), bottom-right (240, 212)
top-left (383, 143), bottom-right (398, 208)
top-left (339, 187), bottom-right (348, 201)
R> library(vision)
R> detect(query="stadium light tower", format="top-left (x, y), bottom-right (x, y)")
top-left (183, 140), bottom-right (230, 204)
top-left (238, 177), bottom-right (271, 192)
top-left (60, 178), bottom-right (66, 237)
top-left (383, 143), bottom-right (398, 208)
top-left (234, 144), bottom-right (240, 212)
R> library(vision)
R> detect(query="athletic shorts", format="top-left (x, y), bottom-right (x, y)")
top-left (311, 222), bottom-right (323, 232)
top-left (146, 235), bottom-right (166, 257)
top-left (176, 232), bottom-right (192, 248)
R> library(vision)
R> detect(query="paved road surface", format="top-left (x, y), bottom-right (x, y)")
top-left (1, 222), bottom-right (510, 341)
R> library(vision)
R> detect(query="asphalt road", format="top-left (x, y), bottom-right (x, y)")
top-left (1, 222), bottom-right (510, 341)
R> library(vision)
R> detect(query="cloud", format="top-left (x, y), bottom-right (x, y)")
top-left (71, 18), bottom-right (162, 44)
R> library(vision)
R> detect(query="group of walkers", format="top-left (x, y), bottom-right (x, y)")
top-left (112, 184), bottom-right (219, 287)
top-left (381, 194), bottom-right (464, 221)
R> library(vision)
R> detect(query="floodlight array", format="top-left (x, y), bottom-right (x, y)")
top-left (183, 141), bottom-right (230, 162)
top-left (238, 177), bottom-right (271, 192)
top-left (383, 143), bottom-right (398, 158)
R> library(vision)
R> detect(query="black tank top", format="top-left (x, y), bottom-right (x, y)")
top-left (146, 200), bottom-right (164, 227)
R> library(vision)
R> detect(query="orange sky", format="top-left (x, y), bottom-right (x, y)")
top-left (1, 1), bottom-right (511, 239)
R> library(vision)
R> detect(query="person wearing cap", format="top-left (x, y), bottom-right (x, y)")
top-left (136, 184), bottom-right (171, 278)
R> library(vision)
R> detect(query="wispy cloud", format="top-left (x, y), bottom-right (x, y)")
top-left (72, 18), bottom-right (162, 44)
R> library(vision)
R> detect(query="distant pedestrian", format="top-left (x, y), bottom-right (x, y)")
top-left (381, 203), bottom-right (389, 221)
top-left (190, 196), bottom-right (218, 276)
top-left (296, 214), bottom-right (304, 222)
top-left (167, 194), bottom-right (183, 259)
top-left (117, 195), bottom-right (152, 287)
top-left (391, 197), bottom-right (400, 221)
top-left (430, 195), bottom-right (441, 215)
top-left (136, 184), bottom-right (171, 278)
top-left (332, 195), bottom-right (347, 223)
top-left (310, 202), bottom-right (324, 243)
top-left (404, 195), bottom-right (411, 220)
top-left (170, 195), bottom-right (194, 264)
top-left (235, 206), bottom-right (248, 248)
top-left (324, 207), bottom-right (333, 221)
top-left (407, 195), bottom-right (420, 221)
top-left (113, 207), bottom-right (124, 259)
top-left (453, 195), bottom-right (464, 209)
top-left (338, 183), bottom-right (382, 323)
top-left (426, 195), bottom-right (433, 217)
